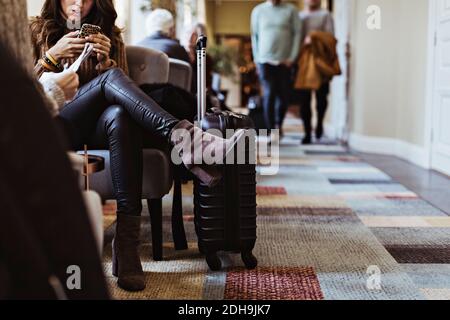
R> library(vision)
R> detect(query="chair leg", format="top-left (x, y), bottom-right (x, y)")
top-left (147, 198), bottom-right (163, 261)
top-left (172, 173), bottom-right (188, 250)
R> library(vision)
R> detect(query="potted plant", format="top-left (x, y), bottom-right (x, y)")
top-left (207, 44), bottom-right (245, 81)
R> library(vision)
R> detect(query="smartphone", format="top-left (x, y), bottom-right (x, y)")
top-left (78, 24), bottom-right (102, 38)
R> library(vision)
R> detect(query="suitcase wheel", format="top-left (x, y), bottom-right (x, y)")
top-left (242, 251), bottom-right (258, 270)
top-left (206, 253), bottom-right (222, 271)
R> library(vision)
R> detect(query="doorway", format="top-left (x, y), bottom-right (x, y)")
top-left (327, 0), bottom-right (353, 142)
top-left (427, 0), bottom-right (450, 175)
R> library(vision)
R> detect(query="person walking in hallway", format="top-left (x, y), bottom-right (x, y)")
top-left (297, 0), bottom-right (336, 145)
top-left (251, 0), bottom-right (301, 139)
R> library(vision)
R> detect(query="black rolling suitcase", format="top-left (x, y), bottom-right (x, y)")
top-left (193, 36), bottom-right (258, 271)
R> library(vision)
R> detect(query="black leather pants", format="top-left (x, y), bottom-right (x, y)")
top-left (58, 68), bottom-right (180, 216)
top-left (90, 106), bottom-right (143, 217)
top-left (60, 68), bottom-right (179, 143)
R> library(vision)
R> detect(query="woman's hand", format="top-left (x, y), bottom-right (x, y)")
top-left (41, 69), bottom-right (80, 101)
top-left (281, 60), bottom-right (293, 68)
top-left (86, 34), bottom-right (112, 63)
top-left (47, 31), bottom-right (87, 60)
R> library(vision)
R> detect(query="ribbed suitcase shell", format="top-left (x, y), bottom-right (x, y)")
top-left (193, 121), bottom-right (258, 271)
top-left (193, 35), bottom-right (258, 270)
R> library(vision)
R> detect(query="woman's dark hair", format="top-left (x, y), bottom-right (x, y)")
top-left (31, 0), bottom-right (121, 50)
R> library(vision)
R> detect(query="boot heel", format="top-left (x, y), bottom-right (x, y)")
top-left (112, 239), bottom-right (118, 277)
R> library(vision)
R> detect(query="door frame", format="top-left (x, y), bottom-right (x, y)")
top-left (424, 0), bottom-right (450, 173)
top-left (327, 0), bottom-right (354, 142)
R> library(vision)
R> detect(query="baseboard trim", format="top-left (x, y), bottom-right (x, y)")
top-left (324, 124), bottom-right (336, 140)
top-left (349, 133), bottom-right (430, 169)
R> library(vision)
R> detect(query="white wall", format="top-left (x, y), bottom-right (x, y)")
top-left (27, 0), bottom-right (45, 16)
top-left (348, 0), bottom-right (430, 168)
top-left (395, 0), bottom-right (428, 146)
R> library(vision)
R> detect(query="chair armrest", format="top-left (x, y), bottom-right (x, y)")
top-left (168, 58), bottom-right (193, 91)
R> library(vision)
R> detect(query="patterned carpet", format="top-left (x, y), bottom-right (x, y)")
top-left (101, 114), bottom-right (450, 300)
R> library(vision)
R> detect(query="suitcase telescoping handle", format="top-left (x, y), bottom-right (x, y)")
top-left (196, 35), bottom-right (207, 126)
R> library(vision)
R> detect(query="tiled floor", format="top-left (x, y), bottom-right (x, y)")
top-left (358, 153), bottom-right (450, 216)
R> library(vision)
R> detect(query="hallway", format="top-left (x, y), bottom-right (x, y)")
top-left (0, 0), bottom-right (448, 305)
top-left (102, 113), bottom-right (450, 300)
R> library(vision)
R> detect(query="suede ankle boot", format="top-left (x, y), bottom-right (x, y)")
top-left (112, 214), bottom-right (145, 292)
top-left (170, 120), bottom-right (246, 187)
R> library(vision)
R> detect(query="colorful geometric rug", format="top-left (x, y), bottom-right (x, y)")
top-left (102, 114), bottom-right (450, 300)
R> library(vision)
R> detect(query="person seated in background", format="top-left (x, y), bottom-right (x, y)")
top-left (31, 0), bottom-right (245, 292)
top-left (135, 8), bottom-right (200, 120)
top-left (137, 8), bottom-right (190, 63)
top-left (183, 23), bottom-right (231, 111)
top-left (184, 23), bottom-right (213, 95)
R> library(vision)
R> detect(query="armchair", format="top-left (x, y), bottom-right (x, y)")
top-left (168, 58), bottom-right (193, 92)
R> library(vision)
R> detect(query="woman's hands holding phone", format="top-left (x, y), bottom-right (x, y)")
top-left (47, 31), bottom-right (87, 60)
top-left (48, 30), bottom-right (113, 69)
top-left (85, 34), bottom-right (112, 64)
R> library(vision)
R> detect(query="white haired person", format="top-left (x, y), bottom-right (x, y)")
top-left (137, 8), bottom-right (190, 63)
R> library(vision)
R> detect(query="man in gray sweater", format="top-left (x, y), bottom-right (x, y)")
top-left (298, 0), bottom-right (335, 144)
top-left (251, 0), bottom-right (301, 138)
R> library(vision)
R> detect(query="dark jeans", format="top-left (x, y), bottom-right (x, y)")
top-left (0, 43), bottom-right (109, 299)
top-left (58, 68), bottom-right (180, 217)
top-left (297, 82), bottom-right (330, 137)
top-left (257, 63), bottom-right (291, 130)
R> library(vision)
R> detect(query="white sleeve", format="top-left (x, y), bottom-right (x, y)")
top-left (39, 73), bottom-right (66, 112)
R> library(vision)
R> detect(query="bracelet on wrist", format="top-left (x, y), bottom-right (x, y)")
top-left (40, 58), bottom-right (58, 72)
top-left (43, 52), bottom-right (63, 71)
top-left (46, 52), bottom-right (60, 66)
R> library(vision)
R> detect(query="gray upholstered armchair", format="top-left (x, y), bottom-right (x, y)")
top-left (168, 58), bottom-right (193, 92)
top-left (84, 46), bottom-right (185, 261)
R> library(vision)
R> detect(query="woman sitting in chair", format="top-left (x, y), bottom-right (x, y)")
top-left (30, 0), bottom-right (244, 292)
